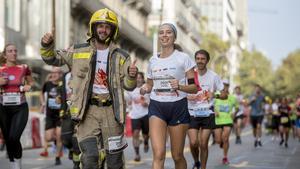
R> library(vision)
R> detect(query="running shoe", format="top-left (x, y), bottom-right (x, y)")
top-left (192, 161), bottom-right (201, 169)
top-left (284, 143), bottom-right (288, 148)
top-left (236, 137), bottom-right (242, 144)
top-left (258, 141), bottom-right (262, 147)
top-left (55, 157), bottom-right (62, 165)
top-left (10, 161), bottom-right (20, 169)
top-left (279, 139), bottom-right (284, 146)
top-left (10, 159), bottom-right (21, 169)
top-left (222, 157), bottom-right (229, 165)
top-left (134, 155), bottom-right (141, 162)
top-left (254, 140), bottom-right (258, 148)
top-left (73, 161), bottom-right (80, 169)
top-left (39, 151), bottom-right (48, 157)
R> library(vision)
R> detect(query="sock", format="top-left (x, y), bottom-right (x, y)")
top-left (134, 147), bottom-right (139, 155)
top-left (144, 140), bottom-right (148, 146)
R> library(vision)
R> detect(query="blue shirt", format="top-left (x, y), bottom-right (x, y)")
top-left (250, 94), bottom-right (264, 116)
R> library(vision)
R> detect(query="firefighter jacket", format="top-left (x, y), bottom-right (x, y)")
top-left (40, 39), bottom-right (137, 124)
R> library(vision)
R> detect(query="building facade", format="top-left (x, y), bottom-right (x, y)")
top-left (1, 0), bottom-right (152, 83)
top-left (197, 0), bottom-right (249, 86)
top-left (198, 0), bottom-right (237, 41)
top-left (149, 0), bottom-right (202, 56)
top-left (0, 0), bottom-right (152, 109)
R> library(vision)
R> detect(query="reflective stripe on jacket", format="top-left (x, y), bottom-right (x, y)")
top-left (40, 40), bottom-right (136, 124)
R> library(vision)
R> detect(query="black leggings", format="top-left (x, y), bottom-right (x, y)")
top-left (0, 103), bottom-right (29, 161)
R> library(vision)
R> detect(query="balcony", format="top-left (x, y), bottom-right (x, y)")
top-left (181, 0), bottom-right (188, 6)
top-left (122, 0), bottom-right (151, 15)
top-left (189, 28), bottom-right (201, 44)
top-left (136, 0), bottom-right (152, 15)
top-left (190, 4), bottom-right (201, 19)
top-left (176, 14), bottom-right (189, 33)
top-left (73, 0), bottom-right (152, 55)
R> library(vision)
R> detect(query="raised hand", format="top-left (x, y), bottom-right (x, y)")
top-left (41, 29), bottom-right (55, 46)
top-left (140, 83), bottom-right (150, 95)
top-left (128, 59), bottom-right (138, 78)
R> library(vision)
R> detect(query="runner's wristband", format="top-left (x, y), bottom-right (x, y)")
top-left (187, 78), bottom-right (195, 84)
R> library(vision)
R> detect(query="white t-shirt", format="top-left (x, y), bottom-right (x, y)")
top-left (272, 103), bottom-right (278, 112)
top-left (125, 87), bottom-right (150, 119)
top-left (235, 94), bottom-right (244, 117)
top-left (264, 104), bottom-right (271, 114)
top-left (64, 72), bottom-right (72, 99)
top-left (147, 50), bottom-right (196, 102)
top-left (93, 48), bottom-right (109, 94)
top-left (188, 69), bottom-right (224, 116)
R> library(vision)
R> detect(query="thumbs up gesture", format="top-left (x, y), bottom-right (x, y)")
top-left (41, 29), bottom-right (55, 47)
top-left (128, 59), bottom-right (138, 78)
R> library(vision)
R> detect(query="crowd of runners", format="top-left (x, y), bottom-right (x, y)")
top-left (0, 7), bottom-right (299, 169)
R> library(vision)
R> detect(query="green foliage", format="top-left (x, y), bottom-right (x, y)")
top-left (235, 49), bottom-right (274, 97)
top-left (273, 49), bottom-right (300, 98)
top-left (199, 32), bottom-right (230, 77)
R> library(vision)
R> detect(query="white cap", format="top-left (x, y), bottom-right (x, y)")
top-left (222, 79), bottom-right (230, 85)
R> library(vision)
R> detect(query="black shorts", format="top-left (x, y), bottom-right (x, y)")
top-left (148, 98), bottom-right (190, 126)
top-left (215, 123), bottom-right (233, 129)
top-left (290, 119), bottom-right (296, 126)
top-left (131, 115), bottom-right (149, 135)
top-left (189, 114), bottom-right (216, 130)
top-left (234, 114), bottom-right (244, 123)
top-left (272, 116), bottom-right (280, 130)
top-left (45, 116), bottom-right (61, 130)
top-left (280, 122), bottom-right (291, 128)
top-left (250, 115), bottom-right (264, 128)
top-left (279, 116), bottom-right (291, 128)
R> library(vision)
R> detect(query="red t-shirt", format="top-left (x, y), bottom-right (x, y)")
top-left (0, 64), bottom-right (31, 93)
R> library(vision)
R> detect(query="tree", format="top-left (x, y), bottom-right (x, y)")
top-left (199, 32), bottom-right (230, 77)
top-left (235, 49), bottom-right (274, 97)
top-left (274, 49), bottom-right (300, 98)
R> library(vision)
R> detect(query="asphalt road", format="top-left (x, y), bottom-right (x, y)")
top-left (1, 127), bottom-right (299, 169)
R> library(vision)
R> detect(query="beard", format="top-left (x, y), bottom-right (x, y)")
top-left (92, 25), bottom-right (115, 44)
top-left (95, 33), bottom-right (109, 44)
top-left (197, 63), bottom-right (206, 70)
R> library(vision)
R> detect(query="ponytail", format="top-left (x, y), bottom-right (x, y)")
top-left (174, 43), bottom-right (183, 52)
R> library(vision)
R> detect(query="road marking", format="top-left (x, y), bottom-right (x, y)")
top-left (230, 161), bottom-right (248, 167)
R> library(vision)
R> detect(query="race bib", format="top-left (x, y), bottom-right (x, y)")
top-left (48, 98), bottom-right (61, 109)
top-left (193, 104), bottom-right (211, 117)
top-left (2, 93), bottom-right (21, 105)
top-left (153, 77), bottom-right (175, 92)
top-left (219, 105), bottom-right (230, 113)
top-left (107, 135), bottom-right (127, 154)
top-left (280, 117), bottom-right (289, 124)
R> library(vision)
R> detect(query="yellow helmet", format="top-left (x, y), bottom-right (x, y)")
top-left (88, 8), bottom-right (119, 42)
top-left (265, 96), bottom-right (272, 104)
